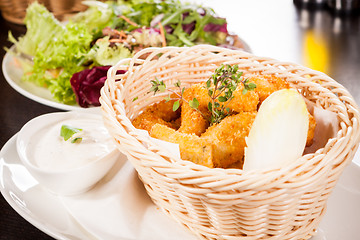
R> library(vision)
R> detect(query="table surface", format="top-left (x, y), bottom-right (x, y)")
top-left (1, 0), bottom-right (359, 239)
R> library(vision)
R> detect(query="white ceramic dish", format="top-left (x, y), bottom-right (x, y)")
top-left (0, 134), bottom-right (197, 240)
top-left (2, 50), bottom-right (82, 111)
top-left (1, 133), bottom-right (360, 239)
top-left (16, 111), bottom-right (120, 195)
top-left (2, 10), bottom-right (250, 113)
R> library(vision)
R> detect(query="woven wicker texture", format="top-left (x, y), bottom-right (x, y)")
top-left (100, 45), bottom-right (360, 240)
top-left (0, 0), bottom-right (88, 24)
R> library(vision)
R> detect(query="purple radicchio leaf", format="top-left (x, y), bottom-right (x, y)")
top-left (181, 12), bottom-right (195, 34)
top-left (70, 66), bottom-right (125, 108)
top-left (133, 27), bottom-right (161, 34)
top-left (164, 25), bottom-right (174, 34)
top-left (204, 22), bottom-right (228, 34)
top-left (182, 22), bottom-right (195, 34)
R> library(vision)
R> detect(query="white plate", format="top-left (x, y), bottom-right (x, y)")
top-left (2, 50), bottom-right (82, 111)
top-left (0, 134), bottom-right (196, 240)
top-left (2, 17), bottom-right (250, 112)
top-left (1, 134), bottom-right (360, 240)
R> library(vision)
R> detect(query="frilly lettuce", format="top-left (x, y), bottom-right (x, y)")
top-left (132, 28), bottom-right (162, 47)
top-left (9, 2), bottom-right (93, 104)
top-left (8, 0), bottom-right (234, 107)
top-left (8, 2), bottom-right (64, 56)
top-left (87, 37), bottom-right (132, 66)
top-left (71, 1), bottom-right (118, 36)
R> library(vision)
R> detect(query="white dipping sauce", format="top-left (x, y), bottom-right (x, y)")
top-left (28, 116), bottom-right (114, 171)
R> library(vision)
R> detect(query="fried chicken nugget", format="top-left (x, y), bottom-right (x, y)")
top-left (170, 117), bottom-right (182, 130)
top-left (149, 99), bottom-right (181, 122)
top-left (178, 82), bottom-right (259, 136)
top-left (201, 112), bottom-right (257, 168)
top-left (150, 123), bottom-right (216, 168)
top-left (178, 84), bottom-right (211, 136)
top-left (178, 102), bottom-right (209, 136)
top-left (307, 113), bottom-right (316, 147)
top-left (248, 75), bottom-right (291, 103)
top-left (132, 99), bottom-right (180, 132)
top-left (225, 83), bottom-right (259, 113)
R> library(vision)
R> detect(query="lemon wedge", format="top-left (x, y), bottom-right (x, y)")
top-left (243, 89), bottom-right (309, 171)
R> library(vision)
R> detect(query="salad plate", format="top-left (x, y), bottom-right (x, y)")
top-left (2, 39), bottom-right (250, 112)
top-left (2, 51), bottom-right (82, 111)
top-left (1, 132), bottom-right (360, 240)
top-left (0, 134), bottom-right (196, 240)
top-left (3, 0), bottom-right (252, 111)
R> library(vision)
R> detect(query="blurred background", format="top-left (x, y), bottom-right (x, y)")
top-left (194, 0), bottom-right (360, 103)
top-left (1, 0), bottom-right (359, 101)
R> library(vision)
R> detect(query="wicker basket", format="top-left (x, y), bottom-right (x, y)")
top-left (0, 0), bottom-right (88, 24)
top-left (100, 45), bottom-right (360, 240)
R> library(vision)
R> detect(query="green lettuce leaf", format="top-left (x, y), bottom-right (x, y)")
top-left (60, 125), bottom-right (83, 143)
top-left (70, 1), bottom-right (118, 37)
top-left (8, 2), bottom-right (65, 56)
top-left (87, 37), bottom-right (132, 66)
top-left (10, 2), bottom-right (94, 104)
top-left (22, 21), bottom-right (93, 104)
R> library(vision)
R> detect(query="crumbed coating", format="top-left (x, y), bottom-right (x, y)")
top-left (170, 117), bottom-right (182, 130)
top-left (307, 113), bottom-right (316, 147)
top-left (178, 82), bottom-right (259, 136)
top-left (148, 98), bottom-right (181, 122)
top-left (133, 75), bottom-right (317, 169)
top-left (132, 110), bottom-right (173, 132)
top-left (150, 123), bottom-right (215, 168)
top-left (132, 99), bottom-right (181, 132)
top-left (248, 75), bottom-right (291, 103)
top-left (201, 112), bottom-right (257, 168)
top-left (225, 160), bottom-right (244, 169)
top-left (225, 84), bottom-right (259, 112)
top-left (178, 102), bottom-right (210, 136)
top-left (178, 83), bottom-right (211, 136)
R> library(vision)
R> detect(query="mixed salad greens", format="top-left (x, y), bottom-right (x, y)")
top-left (8, 0), bottom-right (243, 107)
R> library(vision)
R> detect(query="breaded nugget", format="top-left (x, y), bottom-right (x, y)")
top-left (132, 110), bottom-right (174, 132)
top-left (225, 160), bottom-right (243, 169)
top-left (178, 102), bottom-right (209, 136)
top-left (201, 112), bottom-right (257, 168)
top-left (225, 84), bottom-right (259, 113)
top-left (178, 84), bottom-right (211, 136)
top-left (185, 82), bottom-right (259, 112)
top-left (148, 98), bottom-right (181, 122)
top-left (150, 123), bottom-right (216, 168)
top-left (178, 82), bottom-right (259, 136)
top-left (132, 99), bottom-right (180, 132)
top-left (170, 117), bottom-right (182, 130)
top-left (182, 83), bottom-right (211, 107)
top-left (248, 75), bottom-right (291, 103)
top-left (307, 113), bottom-right (316, 146)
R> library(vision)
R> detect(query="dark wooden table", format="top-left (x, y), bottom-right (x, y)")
top-left (1, 0), bottom-right (359, 239)
top-left (0, 15), bottom-right (60, 240)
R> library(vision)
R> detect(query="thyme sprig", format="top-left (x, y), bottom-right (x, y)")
top-left (150, 78), bottom-right (201, 113)
top-left (206, 64), bottom-right (256, 124)
top-left (148, 64), bottom-right (256, 125)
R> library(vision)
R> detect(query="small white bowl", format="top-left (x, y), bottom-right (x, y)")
top-left (16, 111), bottom-right (120, 196)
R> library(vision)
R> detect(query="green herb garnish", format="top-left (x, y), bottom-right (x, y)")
top-left (60, 125), bottom-right (83, 143)
top-left (149, 64), bottom-right (256, 125)
top-left (206, 64), bottom-right (255, 124)
top-left (150, 78), bottom-right (203, 114)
